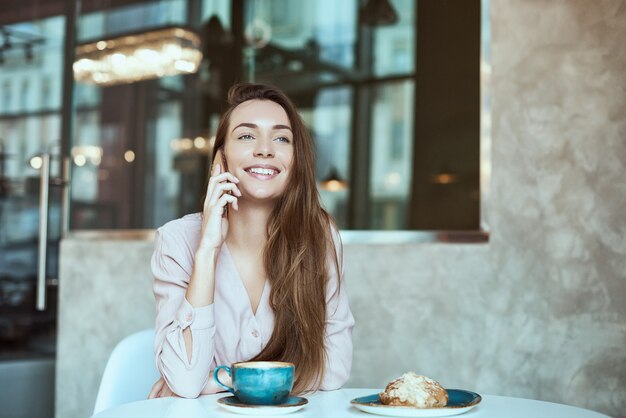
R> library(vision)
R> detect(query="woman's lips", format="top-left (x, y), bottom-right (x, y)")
top-left (244, 166), bottom-right (280, 180)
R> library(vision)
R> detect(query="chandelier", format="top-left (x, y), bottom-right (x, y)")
top-left (73, 26), bottom-right (203, 86)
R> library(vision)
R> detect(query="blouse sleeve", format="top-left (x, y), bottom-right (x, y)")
top-left (319, 228), bottom-right (355, 390)
top-left (152, 227), bottom-right (216, 398)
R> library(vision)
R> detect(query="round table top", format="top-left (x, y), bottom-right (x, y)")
top-left (91, 388), bottom-right (609, 418)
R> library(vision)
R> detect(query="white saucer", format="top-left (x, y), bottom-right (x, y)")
top-left (217, 396), bottom-right (308, 416)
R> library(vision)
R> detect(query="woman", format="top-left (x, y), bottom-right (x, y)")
top-left (148, 83), bottom-right (354, 399)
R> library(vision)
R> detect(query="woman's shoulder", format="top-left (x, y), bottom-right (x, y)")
top-left (326, 218), bottom-right (341, 247)
top-left (152, 214), bottom-right (202, 280)
top-left (158, 212), bottom-right (201, 231)
top-left (156, 212), bottom-right (202, 246)
top-left (322, 219), bottom-right (342, 265)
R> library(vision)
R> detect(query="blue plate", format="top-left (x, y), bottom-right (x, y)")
top-left (217, 395), bottom-right (308, 415)
top-left (351, 389), bottom-right (481, 417)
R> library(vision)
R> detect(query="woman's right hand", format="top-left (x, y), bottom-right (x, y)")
top-left (199, 163), bottom-right (241, 251)
top-left (148, 377), bottom-right (179, 399)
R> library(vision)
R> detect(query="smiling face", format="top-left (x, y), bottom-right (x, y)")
top-left (223, 99), bottom-right (294, 203)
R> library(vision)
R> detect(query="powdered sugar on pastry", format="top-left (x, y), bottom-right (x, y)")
top-left (379, 372), bottom-right (448, 408)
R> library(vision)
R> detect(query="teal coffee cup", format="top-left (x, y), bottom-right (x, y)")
top-left (214, 361), bottom-right (295, 405)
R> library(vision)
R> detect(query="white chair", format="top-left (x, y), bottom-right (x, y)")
top-left (93, 329), bottom-right (160, 414)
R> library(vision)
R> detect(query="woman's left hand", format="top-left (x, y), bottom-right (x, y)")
top-left (148, 377), bottom-right (180, 399)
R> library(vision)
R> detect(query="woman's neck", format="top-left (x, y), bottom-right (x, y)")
top-left (226, 199), bottom-right (274, 250)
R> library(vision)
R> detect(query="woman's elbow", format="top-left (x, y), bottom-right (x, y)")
top-left (320, 366), bottom-right (351, 391)
top-left (319, 380), bottom-right (343, 391)
top-left (166, 375), bottom-right (205, 398)
top-left (158, 359), bottom-right (208, 398)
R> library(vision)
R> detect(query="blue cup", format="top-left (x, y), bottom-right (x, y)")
top-left (214, 361), bottom-right (295, 405)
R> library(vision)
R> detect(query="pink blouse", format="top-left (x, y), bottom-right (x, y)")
top-left (151, 213), bottom-right (355, 398)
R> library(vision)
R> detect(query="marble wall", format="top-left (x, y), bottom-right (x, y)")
top-left (56, 1), bottom-right (626, 417)
top-left (56, 234), bottom-right (156, 418)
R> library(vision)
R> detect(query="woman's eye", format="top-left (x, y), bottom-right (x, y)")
top-left (274, 136), bottom-right (290, 143)
top-left (238, 134), bottom-right (254, 141)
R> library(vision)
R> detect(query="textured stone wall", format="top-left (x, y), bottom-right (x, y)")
top-left (56, 238), bottom-right (156, 418)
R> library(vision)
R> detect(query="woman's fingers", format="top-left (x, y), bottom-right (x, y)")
top-left (148, 377), bottom-right (179, 398)
top-left (212, 162), bottom-right (222, 177)
top-left (209, 171), bottom-right (239, 185)
top-left (204, 192), bottom-right (238, 221)
top-left (215, 181), bottom-right (242, 197)
top-left (203, 165), bottom-right (241, 210)
top-left (216, 193), bottom-right (239, 213)
top-left (160, 385), bottom-right (179, 398)
top-left (198, 163), bottom-right (239, 248)
top-left (204, 182), bottom-right (241, 211)
top-left (148, 377), bottom-right (165, 399)
top-left (207, 164), bottom-right (239, 192)
top-left (206, 177), bottom-right (241, 203)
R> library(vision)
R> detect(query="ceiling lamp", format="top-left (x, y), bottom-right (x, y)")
top-left (320, 167), bottom-right (348, 192)
top-left (359, 0), bottom-right (399, 26)
top-left (73, 26), bottom-right (203, 86)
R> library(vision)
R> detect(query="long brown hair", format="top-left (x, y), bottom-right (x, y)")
top-left (211, 83), bottom-right (339, 393)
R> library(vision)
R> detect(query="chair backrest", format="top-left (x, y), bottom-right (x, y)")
top-left (93, 329), bottom-right (160, 414)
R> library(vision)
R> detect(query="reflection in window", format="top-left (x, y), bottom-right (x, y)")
top-left (373, 0), bottom-right (415, 76)
top-left (1, 81), bottom-right (10, 113)
top-left (369, 81), bottom-right (414, 230)
top-left (154, 100), bottom-right (183, 227)
top-left (75, 84), bottom-right (101, 108)
top-left (41, 77), bottom-right (52, 109)
top-left (301, 87), bottom-right (352, 227)
top-left (20, 80), bottom-right (30, 111)
top-left (201, 0), bottom-right (231, 25)
top-left (245, 0), bottom-right (358, 78)
top-left (0, 15), bottom-right (65, 184)
top-left (77, 0), bottom-right (187, 42)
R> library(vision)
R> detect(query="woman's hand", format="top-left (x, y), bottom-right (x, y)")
top-left (185, 161), bottom-right (237, 309)
top-left (148, 377), bottom-right (179, 399)
top-left (199, 163), bottom-right (241, 251)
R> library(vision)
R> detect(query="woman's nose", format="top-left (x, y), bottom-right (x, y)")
top-left (253, 137), bottom-right (275, 157)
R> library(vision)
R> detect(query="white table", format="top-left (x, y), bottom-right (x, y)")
top-left (91, 388), bottom-right (609, 418)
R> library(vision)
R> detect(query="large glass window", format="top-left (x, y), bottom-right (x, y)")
top-left (65, 0), bottom-right (481, 231)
